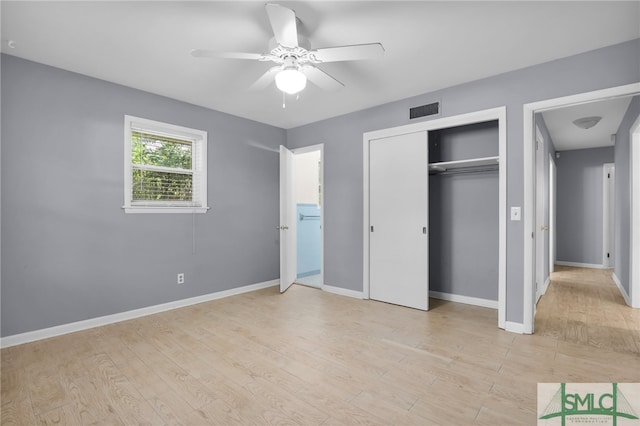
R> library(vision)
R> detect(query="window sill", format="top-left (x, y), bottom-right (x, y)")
top-left (123, 206), bottom-right (210, 214)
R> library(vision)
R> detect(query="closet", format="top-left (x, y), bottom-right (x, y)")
top-left (365, 110), bottom-right (504, 319)
top-left (428, 121), bottom-right (499, 305)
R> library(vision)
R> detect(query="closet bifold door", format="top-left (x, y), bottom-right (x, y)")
top-left (369, 131), bottom-right (429, 310)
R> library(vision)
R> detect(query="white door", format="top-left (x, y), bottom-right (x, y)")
top-left (369, 131), bottom-right (429, 310)
top-left (549, 155), bottom-right (557, 274)
top-left (535, 129), bottom-right (546, 303)
top-left (279, 145), bottom-right (296, 292)
top-left (603, 164), bottom-right (615, 267)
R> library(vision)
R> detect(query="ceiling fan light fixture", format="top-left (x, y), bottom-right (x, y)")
top-left (192, 4), bottom-right (383, 95)
top-left (572, 116), bottom-right (602, 130)
top-left (275, 68), bottom-right (306, 95)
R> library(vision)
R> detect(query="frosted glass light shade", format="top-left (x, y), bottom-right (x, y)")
top-left (275, 69), bottom-right (307, 94)
top-left (572, 116), bottom-right (602, 130)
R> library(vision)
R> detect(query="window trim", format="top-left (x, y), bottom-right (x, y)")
top-left (124, 115), bottom-right (209, 214)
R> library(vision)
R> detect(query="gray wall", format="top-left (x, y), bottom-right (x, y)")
top-left (535, 114), bottom-right (557, 283)
top-left (286, 38), bottom-right (640, 324)
top-left (1, 55), bottom-right (284, 337)
top-left (2, 39), bottom-right (639, 336)
top-left (614, 95), bottom-right (640, 296)
top-left (556, 147), bottom-right (614, 265)
top-left (429, 122), bottom-right (499, 301)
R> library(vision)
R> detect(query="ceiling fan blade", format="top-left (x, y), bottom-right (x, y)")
top-left (265, 4), bottom-right (298, 48)
top-left (191, 49), bottom-right (264, 60)
top-left (301, 66), bottom-right (344, 91)
top-left (312, 43), bottom-right (385, 63)
top-left (248, 66), bottom-right (280, 91)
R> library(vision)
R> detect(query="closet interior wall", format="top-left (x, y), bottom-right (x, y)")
top-left (428, 121), bottom-right (500, 303)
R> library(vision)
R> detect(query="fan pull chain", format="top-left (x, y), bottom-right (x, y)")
top-left (281, 93), bottom-right (301, 108)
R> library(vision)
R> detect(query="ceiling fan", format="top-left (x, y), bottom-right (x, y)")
top-left (191, 3), bottom-right (384, 96)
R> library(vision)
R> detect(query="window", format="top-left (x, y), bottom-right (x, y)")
top-left (124, 115), bottom-right (208, 213)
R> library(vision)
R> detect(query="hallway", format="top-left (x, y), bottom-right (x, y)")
top-left (535, 265), bottom-right (640, 355)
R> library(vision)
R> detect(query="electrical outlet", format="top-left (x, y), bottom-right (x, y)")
top-left (177, 273), bottom-right (184, 284)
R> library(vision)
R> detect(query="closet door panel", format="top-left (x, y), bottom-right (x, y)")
top-left (369, 131), bottom-right (429, 310)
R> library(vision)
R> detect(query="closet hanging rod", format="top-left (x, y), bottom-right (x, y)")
top-left (299, 213), bottom-right (321, 221)
top-left (428, 155), bottom-right (499, 172)
top-left (430, 166), bottom-right (499, 176)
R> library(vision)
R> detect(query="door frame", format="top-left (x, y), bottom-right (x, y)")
top-left (523, 83), bottom-right (640, 333)
top-left (549, 153), bottom-right (557, 275)
top-left (291, 144), bottom-right (325, 288)
top-left (602, 163), bottom-right (615, 268)
top-left (363, 106), bottom-right (507, 329)
top-left (631, 113), bottom-right (640, 308)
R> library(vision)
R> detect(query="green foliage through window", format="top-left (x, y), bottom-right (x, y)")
top-left (131, 131), bottom-right (194, 202)
top-left (132, 170), bottom-right (193, 201)
top-left (132, 131), bottom-right (192, 169)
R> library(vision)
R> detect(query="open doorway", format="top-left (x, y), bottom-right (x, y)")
top-left (524, 83), bottom-right (640, 333)
top-left (293, 147), bottom-right (323, 288)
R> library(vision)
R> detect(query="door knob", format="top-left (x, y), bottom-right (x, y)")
top-left (541, 225), bottom-right (549, 231)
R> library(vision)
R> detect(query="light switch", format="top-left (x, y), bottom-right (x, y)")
top-left (510, 207), bottom-right (521, 221)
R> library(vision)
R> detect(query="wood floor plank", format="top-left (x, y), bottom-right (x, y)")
top-left (146, 389), bottom-right (217, 425)
top-left (197, 398), bottom-right (252, 426)
top-left (103, 347), bottom-right (172, 400)
top-left (243, 376), bottom-right (328, 425)
top-left (64, 375), bottom-right (116, 425)
top-left (198, 371), bottom-right (275, 422)
top-left (409, 386), bottom-right (482, 425)
top-left (260, 365), bottom-right (388, 426)
top-left (1, 368), bottom-right (37, 426)
top-left (28, 368), bottom-right (70, 416)
top-left (476, 396), bottom-right (534, 426)
top-left (126, 339), bottom-right (217, 410)
top-left (351, 390), bottom-right (427, 425)
top-left (36, 404), bottom-right (84, 426)
top-left (88, 352), bottom-right (165, 425)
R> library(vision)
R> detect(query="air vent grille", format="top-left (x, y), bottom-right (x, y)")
top-left (410, 102), bottom-right (440, 120)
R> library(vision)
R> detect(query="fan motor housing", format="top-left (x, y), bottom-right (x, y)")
top-left (268, 36), bottom-right (311, 53)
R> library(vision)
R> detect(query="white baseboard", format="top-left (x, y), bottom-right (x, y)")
top-left (429, 290), bottom-right (498, 309)
top-left (536, 276), bottom-right (550, 304)
top-left (612, 272), bottom-right (632, 306)
top-left (505, 321), bottom-right (526, 334)
top-left (542, 276), bottom-right (550, 295)
top-left (555, 261), bottom-right (607, 269)
top-left (0, 279), bottom-right (279, 349)
top-left (322, 284), bottom-right (363, 299)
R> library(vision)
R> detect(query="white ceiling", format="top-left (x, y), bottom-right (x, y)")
top-left (1, 1), bottom-right (639, 129)
top-left (541, 97), bottom-right (634, 151)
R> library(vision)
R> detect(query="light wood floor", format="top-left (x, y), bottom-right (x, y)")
top-left (2, 267), bottom-right (639, 425)
top-left (535, 265), bottom-right (640, 354)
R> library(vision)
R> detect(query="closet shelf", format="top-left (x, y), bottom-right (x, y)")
top-left (428, 156), bottom-right (499, 172)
